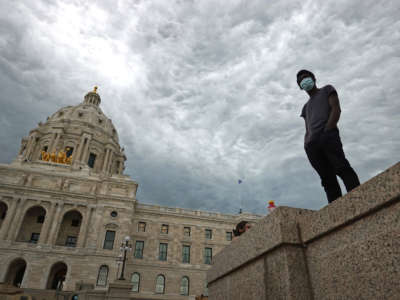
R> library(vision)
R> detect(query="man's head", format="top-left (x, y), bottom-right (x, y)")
top-left (233, 221), bottom-right (251, 237)
top-left (296, 69), bottom-right (316, 91)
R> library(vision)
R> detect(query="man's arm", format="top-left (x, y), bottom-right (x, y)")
top-left (304, 120), bottom-right (308, 136)
top-left (325, 92), bottom-right (341, 131)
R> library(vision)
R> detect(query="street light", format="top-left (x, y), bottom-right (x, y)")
top-left (118, 236), bottom-right (132, 280)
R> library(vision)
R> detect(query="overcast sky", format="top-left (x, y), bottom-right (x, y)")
top-left (0, 0), bottom-right (399, 215)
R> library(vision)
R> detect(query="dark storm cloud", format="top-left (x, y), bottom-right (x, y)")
top-left (1, 0), bottom-right (399, 214)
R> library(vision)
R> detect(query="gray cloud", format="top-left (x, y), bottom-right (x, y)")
top-left (1, 0), bottom-right (399, 215)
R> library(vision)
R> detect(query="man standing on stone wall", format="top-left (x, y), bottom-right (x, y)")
top-left (297, 70), bottom-right (360, 203)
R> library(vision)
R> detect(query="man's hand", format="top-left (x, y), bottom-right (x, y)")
top-left (325, 92), bottom-right (341, 131)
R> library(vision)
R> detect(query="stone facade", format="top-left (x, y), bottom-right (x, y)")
top-left (207, 161), bottom-right (400, 300)
top-left (0, 89), bottom-right (262, 300)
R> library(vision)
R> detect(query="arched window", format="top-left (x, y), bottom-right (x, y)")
top-left (16, 206), bottom-right (46, 243)
top-left (5, 258), bottom-right (27, 287)
top-left (155, 274), bottom-right (165, 294)
top-left (131, 272), bottom-right (140, 292)
top-left (55, 210), bottom-right (82, 247)
top-left (180, 276), bottom-right (189, 295)
top-left (47, 262), bottom-right (67, 290)
top-left (96, 265), bottom-right (109, 286)
top-left (0, 201), bottom-right (8, 229)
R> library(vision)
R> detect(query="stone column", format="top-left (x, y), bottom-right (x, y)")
top-left (9, 197), bottom-right (27, 241)
top-left (0, 197), bottom-right (18, 240)
top-left (47, 202), bottom-right (64, 245)
top-left (118, 160), bottom-right (124, 175)
top-left (107, 151), bottom-right (114, 173)
top-left (81, 136), bottom-right (92, 164)
top-left (87, 206), bottom-right (104, 249)
top-left (25, 133), bottom-right (38, 160)
top-left (50, 133), bottom-right (61, 153)
top-left (38, 201), bottom-right (56, 244)
top-left (102, 148), bottom-right (110, 172)
top-left (78, 137), bottom-right (88, 162)
top-left (48, 133), bottom-right (57, 152)
top-left (28, 134), bottom-right (38, 160)
top-left (73, 136), bottom-right (85, 163)
top-left (20, 262), bottom-right (31, 288)
top-left (77, 206), bottom-right (91, 248)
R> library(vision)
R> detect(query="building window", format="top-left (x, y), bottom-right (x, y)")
top-left (205, 229), bottom-right (212, 239)
top-left (226, 231), bottom-right (232, 241)
top-left (65, 236), bottom-right (77, 247)
top-left (183, 227), bottom-right (191, 237)
top-left (131, 273), bottom-right (140, 292)
top-left (155, 275), bottom-right (165, 294)
top-left (160, 224), bottom-right (169, 234)
top-left (182, 245), bottom-right (190, 264)
top-left (180, 276), bottom-right (189, 296)
top-left (204, 247), bottom-right (212, 265)
top-left (134, 241), bottom-right (144, 259)
top-left (103, 230), bottom-right (115, 250)
top-left (110, 211), bottom-right (118, 218)
top-left (37, 215), bottom-right (45, 223)
top-left (96, 265), bottom-right (109, 286)
top-left (30, 232), bottom-right (40, 243)
top-left (66, 147), bottom-right (74, 158)
top-left (71, 219), bottom-right (80, 227)
top-left (159, 243), bottom-right (168, 261)
top-left (88, 153), bottom-right (96, 168)
top-left (138, 222), bottom-right (146, 232)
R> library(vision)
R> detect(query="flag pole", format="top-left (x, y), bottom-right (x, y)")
top-left (238, 179), bottom-right (243, 214)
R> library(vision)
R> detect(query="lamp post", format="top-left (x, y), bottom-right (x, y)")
top-left (118, 236), bottom-right (132, 280)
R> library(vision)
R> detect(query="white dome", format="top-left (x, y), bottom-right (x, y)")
top-left (17, 89), bottom-right (126, 176)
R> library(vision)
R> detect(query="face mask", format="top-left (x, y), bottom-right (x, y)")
top-left (300, 77), bottom-right (315, 91)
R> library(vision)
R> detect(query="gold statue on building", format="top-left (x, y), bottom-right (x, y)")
top-left (50, 151), bottom-right (57, 163)
top-left (66, 155), bottom-right (72, 164)
top-left (57, 149), bottom-right (67, 164)
top-left (40, 147), bottom-right (72, 165)
top-left (40, 150), bottom-right (50, 162)
top-left (65, 147), bottom-right (73, 164)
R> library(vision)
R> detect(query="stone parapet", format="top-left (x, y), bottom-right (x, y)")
top-left (207, 161), bottom-right (400, 300)
top-left (136, 203), bottom-right (262, 222)
top-left (0, 163), bottom-right (138, 200)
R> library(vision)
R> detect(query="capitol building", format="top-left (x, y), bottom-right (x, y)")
top-left (0, 88), bottom-right (261, 300)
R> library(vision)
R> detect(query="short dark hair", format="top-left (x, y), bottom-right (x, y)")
top-left (233, 221), bottom-right (248, 237)
top-left (296, 69), bottom-right (315, 81)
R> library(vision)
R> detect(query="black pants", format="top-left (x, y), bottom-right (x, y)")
top-left (305, 128), bottom-right (360, 203)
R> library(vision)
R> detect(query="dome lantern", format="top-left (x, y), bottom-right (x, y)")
top-left (83, 86), bottom-right (101, 106)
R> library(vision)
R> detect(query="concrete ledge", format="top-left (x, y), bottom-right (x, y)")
top-left (208, 206), bottom-right (314, 283)
top-left (300, 161), bottom-right (400, 243)
top-left (207, 161), bottom-right (400, 300)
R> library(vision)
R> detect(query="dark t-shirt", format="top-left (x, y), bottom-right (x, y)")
top-left (300, 85), bottom-right (337, 145)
